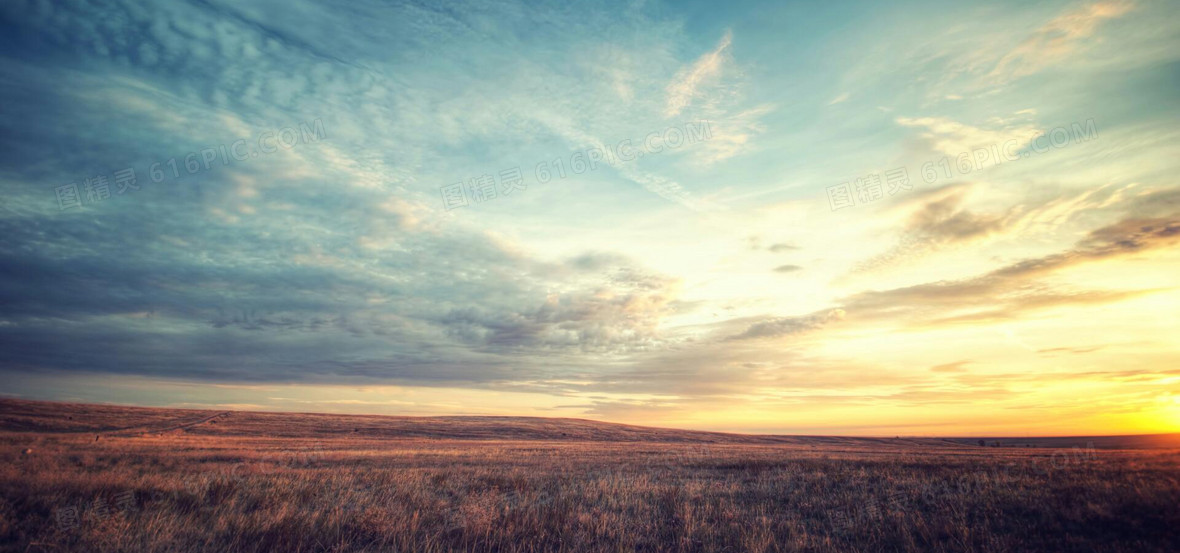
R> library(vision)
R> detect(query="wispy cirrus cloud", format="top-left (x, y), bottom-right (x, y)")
top-left (665, 30), bottom-right (733, 118)
top-left (988, 0), bottom-right (1137, 83)
top-left (662, 30), bottom-right (770, 166)
top-left (895, 114), bottom-right (1038, 159)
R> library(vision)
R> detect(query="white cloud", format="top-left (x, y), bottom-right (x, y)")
top-left (664, 30), bottom-right (733, 118)
top-left (988, 1), bottom-right (1136, 83)
top-left (895, 114), bottom-right (1038, 159)
top-left (661, 30), bottom-right (770, 167)
top-left (694, 104), bottom-right (773, 165)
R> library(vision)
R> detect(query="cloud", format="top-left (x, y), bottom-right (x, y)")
top-left (437, 263), bottom-right (682, 353)
top-left (904, 190), bottom-right (1005, 242)
top-left (767, 242), bottom-right (799, 253)
top-left (989, 1), bottom-right (1136, 83)
top-left (841, 211), bottom-right (1180, 327)
top-left (854, 183), bottom-right (1009, 272)
top-left (613, 166), bottom-right (720, 212)
top-left (827, 92), bottom-right (850, 105)
top-left (664, 30), bottom-right (732, 118)
top-left (0, 182), bottom-right (684, 383)
top-left (659, 30), bottom-right (768, 166)
top-left (0, 0), bottom-right (740, 393)
top-left (930, 361), bottom-right (970, 373)
top-left (895, 114), bottom-right (1038, 159)
top-left (1037, 346), bottom-right (1107, 355)
top-left (1, 0), bottom-right (1176, 433)
top-left (694, 104), bottom-right (773, 165)
top-left (727, 309), bottom-right (845, 341)
top-left (857, 182), bottom-right (1147, 273)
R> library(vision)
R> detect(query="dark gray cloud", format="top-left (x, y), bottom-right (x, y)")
top-left (0, 195), bottom-right (677, 383)
top-left (0, 0), bottom-right (698, 392)
top-left (436, 269), bottom-right (678, 354)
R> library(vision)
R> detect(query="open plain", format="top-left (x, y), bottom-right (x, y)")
top-left (1, 399), bottom-right (1178, 552)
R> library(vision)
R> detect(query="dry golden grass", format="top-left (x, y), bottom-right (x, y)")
top-left (2, 399), bottom-right (1178, 552)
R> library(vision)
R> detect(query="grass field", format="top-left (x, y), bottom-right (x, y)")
top-left (2, 399), bottom-right (1178, 552)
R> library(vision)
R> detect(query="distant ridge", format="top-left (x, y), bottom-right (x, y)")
top-left (2, 398), bottom-right (1176, 449)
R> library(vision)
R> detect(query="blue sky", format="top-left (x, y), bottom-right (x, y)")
top-left (1, 0), bottom-right (1178, 435)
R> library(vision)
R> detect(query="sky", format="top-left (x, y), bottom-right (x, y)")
top-left (0, 0), bottom-right (1178, 437)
